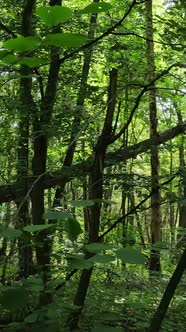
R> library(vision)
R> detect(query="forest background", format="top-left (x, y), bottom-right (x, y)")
top-left (0, 0), bottom-right (186, 331)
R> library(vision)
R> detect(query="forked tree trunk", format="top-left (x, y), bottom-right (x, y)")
top-left (146, 0), bottom-right (161, 272)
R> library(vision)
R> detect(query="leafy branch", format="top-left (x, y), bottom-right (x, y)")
top-left (54, 171), bottom-right (179, 292)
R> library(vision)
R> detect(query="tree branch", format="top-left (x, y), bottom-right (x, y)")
top-left (106, 121), bottom-right (186, 165)
top-left (0, 22), bottom-right (16, 38)
top-left (59, 0), bottom-right (138, 64)
top-left (112, 62), bottom-right (186, 142)
top-left (111, 31), bottom-right (186, 48)
top-left (99, 173), bottom-right (179, 239)
top-left (0, 121), bottom-right (185, 204)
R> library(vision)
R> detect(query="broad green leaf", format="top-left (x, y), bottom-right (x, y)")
top-left (67, 255), bottom-right (93, 269)
top-left (0, 287), bottom-right (28, 310)
top-left (36, 6), bottom-right (72, 26)
top-left (151, 241), bottom-right (169, 250)
top-left (3, 36), bottom-right (41, 52)
top-left (0, 53), bottom-right (17, 64)
top-left (47, 305), bottom-right (59, 320)
top-left (24, 312), bottom-right (39, 323)
top-left (80, 2), bottom-right (112, 14)
top-left (0, 229), bottom-right (22, 239)
top-left (89, 254), bottom-right (115, 264)
top-left (23, 277), bottom-right (44, 292)
top-left (43, 211), bottom-right (63, 220)
top-left (70, 199), bottom-right (95, 207)
top-left (43, 211), bottom-right (82, 240)
top-left (116, 248), bottom-right (146, 265)
top-left (62, 303), bottom-right (82, 311)
top-left (64, 216), bottom-right (82, 241)
top-left (46, 278), bottom-right (65, 290)
top-left (0, 50), bottom-right (9, 58)
top-left (43, 211), bottom-right (72, 220)
top-left (85, 243), bottom-right (114, 253)
top-left (23, 224), bottom-right (55, 233)
top-left (20, 56), bottom-right (47, 68)
top-left (44, 33), bottom-right (87, 48)
top-left (121, 235), bottom-right (136, 246)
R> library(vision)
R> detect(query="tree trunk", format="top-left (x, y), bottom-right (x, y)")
top-left (146, 0), bottom-right (161, 272)
top-left (169, 139), bottom-right (175, 246)
top-left (148, 246), bottom-right (186, 332)
top-left (16, 0), bottom-right (36, 278)
top-left (30, 0), bottom-right (61, 305)
top-left (67, 68), bottom-right (118, 330)
top-left (176, 110), bottom-right (186, 247)
top-left (44, 2), bottom-right (100, 277)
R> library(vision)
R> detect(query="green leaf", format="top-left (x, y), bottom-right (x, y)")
top-left (67, 255), bottom-right (93, 269)
top-left (151, 241), bottom-right (169, 250)
top-left (116, 248), bottom-right (146, 265)
top-left (36, 6), bottom-right (72, 26)
top-left (0, 287), bottom-right (28, 310)
top-left (20, 56), bottom-right (47, 68)
top-left (44, 33), bottom-right (88, 48)
top-left (43, 211), bottom-right (82, 240)
top-left (23, 224), bottom-right (55, 233)
top-left (3, 36), bottom-right (41, 52)
top-left (43, 210), bottom-right (75, 221)
top-left (85, 243), bottom-right (114, 253)
top-left (121, 235), bottom-right (136, 246)
top-left (89, 254), bottom-right (115, 264)
top-left (47, 304), bottom-right (59, 320)
top-left (0, 53), bottom-right (17, 65)
top-left (70, 199), bottom-right (95, 207)
top-left (23, 277), bottom-right (44, 292)
top-left (80, 2), bottom-right (112, 14)
top-left (24, 312), bottom-right (39, 323)
top-left (62, 303), bottom-right (82, 311)
top-left (0, 229), bottom-right (22, 239)
top-left (0, 50), bottom-right (9, 59)
top-left (43, 211), bottom-right (64, 220)
top-left (64, 216), bottom-right (82, 241)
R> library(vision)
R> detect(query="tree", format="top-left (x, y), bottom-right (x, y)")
top-left (0, 0), bottom-right (186, 330)
top-left (145, 0), bottom-right (161, 272)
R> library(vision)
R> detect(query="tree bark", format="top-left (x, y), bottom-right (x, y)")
top-left (148, 246), bottom-right (186, 332)
top-left (67, 68), bottom-right (118, 330)
top-left (31, 0), bottom-right (61, 304)
top-left (46, 2), bottom-right (99, 273)
top-left (176, 110), bottom-right (186, 247)
top-left (16, 0), bottom-right (36, 278)
top-left (146, 0), bottom-right (161, 272)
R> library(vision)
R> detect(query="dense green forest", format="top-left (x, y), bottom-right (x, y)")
top-left (0, 0), bottom-right (186, 331)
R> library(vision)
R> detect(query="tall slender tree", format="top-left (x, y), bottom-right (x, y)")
top-left (146, 0), bottom-right (161, 272)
